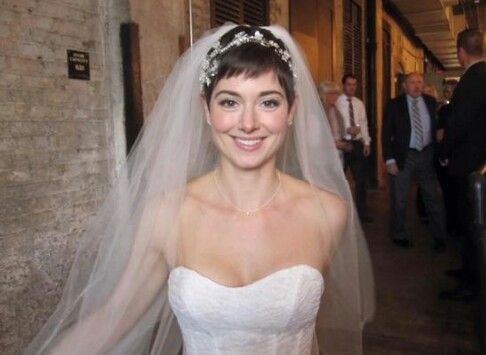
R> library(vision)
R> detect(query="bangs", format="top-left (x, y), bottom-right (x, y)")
top-left (206, 43), bottom-right (295, 108)
top-left (217, 43), bottom-right (285, 80)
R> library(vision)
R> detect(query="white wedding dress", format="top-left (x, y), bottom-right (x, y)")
top-left (168, 264), bottom-right (324, 355)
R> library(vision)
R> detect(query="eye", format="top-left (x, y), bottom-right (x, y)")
top-left (218, 99), bottom-right (238, 108)
top-left (261, 99), bottom-right (280, 109)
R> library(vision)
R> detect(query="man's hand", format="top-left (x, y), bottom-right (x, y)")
top-left (346, 126), bottom-right (361, 137)
top-left (439, 158), bottom-right (448, 167)
top-left (336, 140), bottom-right (353, 152)
top-left (363, 145), bottom-right (370, 157)
top-left (386, 162), bottom-right (399, 175)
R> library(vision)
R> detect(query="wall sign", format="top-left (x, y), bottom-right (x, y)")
top-left (67, 50), bottom-right (90, 80)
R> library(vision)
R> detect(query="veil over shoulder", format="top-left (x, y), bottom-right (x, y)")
top-left (25, 24), bottom-right (374, 355)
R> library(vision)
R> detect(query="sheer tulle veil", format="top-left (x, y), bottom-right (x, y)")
top-left (25, 24), bottom-right (374, 354)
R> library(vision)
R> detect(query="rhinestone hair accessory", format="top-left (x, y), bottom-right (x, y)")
top-left (199, 30), bottom-right (296, 89)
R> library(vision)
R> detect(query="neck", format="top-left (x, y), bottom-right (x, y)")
top-left (465, 56), bottom-right (484, 70)
top-left (215, 160), bottom-right (281, 213)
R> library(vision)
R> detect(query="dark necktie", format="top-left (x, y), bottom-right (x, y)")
top-left (412, 99), bottom-right (424, 150)
top-left (347, 97), bottom-right (356, 127)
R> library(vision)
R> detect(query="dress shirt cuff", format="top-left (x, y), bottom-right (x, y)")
top-left (385, 159), bottom-right (396, 165)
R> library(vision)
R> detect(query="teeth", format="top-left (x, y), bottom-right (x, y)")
top-left (235, 138), bottom-right (262, 146)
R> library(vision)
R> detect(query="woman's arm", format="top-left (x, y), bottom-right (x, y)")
top-left (49, 199), bottom-right (174, 354)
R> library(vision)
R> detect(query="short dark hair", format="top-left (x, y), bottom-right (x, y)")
top-left (457, 29), bottom-right (484, 56)
top-left (342, 73), bottom-right (358, 85)
top-left (202, 26), bottom-right (295, 109)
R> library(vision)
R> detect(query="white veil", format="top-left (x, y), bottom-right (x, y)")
top-left (25, 24), bottom-right (374, 355)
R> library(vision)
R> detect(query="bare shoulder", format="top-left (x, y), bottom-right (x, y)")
top-left (283, 174), bottom-right (348, 238)
top-left (315, 186), bottom-right (348, 225)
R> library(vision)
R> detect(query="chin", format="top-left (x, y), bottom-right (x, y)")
top-left (226, 154), bottom-right (274, 171)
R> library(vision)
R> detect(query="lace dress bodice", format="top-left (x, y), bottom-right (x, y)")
top-left (168, 264), bottom-right (324, 355)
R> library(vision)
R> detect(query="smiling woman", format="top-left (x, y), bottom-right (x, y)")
top-left (26, 24), bottom-right (374, 355)
top-left (205, 72), bottom-right (292, 170)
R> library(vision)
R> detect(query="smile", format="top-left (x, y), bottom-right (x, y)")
top-left (233, 137), bottom-right (265, 151)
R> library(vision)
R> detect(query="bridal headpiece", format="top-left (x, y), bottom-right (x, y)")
top-left (199, 30), bottom-right (296, 89)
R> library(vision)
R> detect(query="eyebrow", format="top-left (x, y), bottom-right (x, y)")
top-left (214, 90), bottom-right (285, 98)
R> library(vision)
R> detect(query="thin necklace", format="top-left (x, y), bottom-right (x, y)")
top-left (213, 170), bottom-right (282, 216)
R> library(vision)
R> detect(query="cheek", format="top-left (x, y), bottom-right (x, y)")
top-left (263, 111), bottom-right (289, 133)
top-left (210, 110), bottom-right (237, 132)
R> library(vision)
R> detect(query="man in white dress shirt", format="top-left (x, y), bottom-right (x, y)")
top-left (335, 74), bottom-right (373, 223)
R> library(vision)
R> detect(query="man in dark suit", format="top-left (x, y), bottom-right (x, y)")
top-left (440, 29), bottom-right (486, 300)
top-left (382, 72), bottom-right (446, 250)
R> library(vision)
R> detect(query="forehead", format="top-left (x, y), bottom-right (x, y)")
top-left (344, 78), bottom-right (357, 84)
top-left (406, 74), bottom-right (423, 83)
top-left (213, 70), bottom-right (284, 92)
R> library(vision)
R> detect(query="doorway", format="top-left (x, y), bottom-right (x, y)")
top-left (290, 0), bottom-right (335, 84)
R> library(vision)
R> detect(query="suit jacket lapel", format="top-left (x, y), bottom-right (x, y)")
top-left (400, 95), bottom-right (411, 141)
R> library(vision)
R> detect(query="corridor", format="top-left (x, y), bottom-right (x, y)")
top-left (362, 187), bottom-right (480, 354)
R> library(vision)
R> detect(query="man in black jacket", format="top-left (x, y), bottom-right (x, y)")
top-left (440, 29), bottom-right (486, 300)
top-left (382, 72), bottom-right (446, 250)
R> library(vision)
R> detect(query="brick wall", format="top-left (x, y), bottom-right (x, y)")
top-left (0, 1), bottom-right (127, 353)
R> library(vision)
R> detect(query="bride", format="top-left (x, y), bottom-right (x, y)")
top-left (25, 25), bottom-right (374, 354)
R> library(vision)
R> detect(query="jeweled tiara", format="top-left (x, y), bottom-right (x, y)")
top-left (199, 30), bottom-right (296, 89)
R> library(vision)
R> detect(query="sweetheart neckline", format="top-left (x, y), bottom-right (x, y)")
top-left (170, 264), bottom-right (324, 290)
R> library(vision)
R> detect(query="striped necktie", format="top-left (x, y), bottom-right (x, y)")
top-left (347, 97), bottom-right (356, 127)
top-left (412, 99), bottom-right (424, 150)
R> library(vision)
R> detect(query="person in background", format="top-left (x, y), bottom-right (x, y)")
top-left (439, 29), bottom-right (486, 301)
top-left (435, 80), bottom-right (459, 237)
top-left (382, 72), bottom-right (446, 251)
top-left (318, 81), bottom-right (352, 165)
top-left (335, 74), bottom-right (373, 223)
top-left (438, 79), bottom-right (458, 110)
top-left (416, 83), bottom-right (440, 224)
top-left (423, 83), bottom-right (438, 100)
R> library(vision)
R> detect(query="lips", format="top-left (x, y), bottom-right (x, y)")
top-left (233, 136), bottom-right (265, 151)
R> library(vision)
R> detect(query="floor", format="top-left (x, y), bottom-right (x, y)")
top-left (361, 187), bottom-right (480, 354)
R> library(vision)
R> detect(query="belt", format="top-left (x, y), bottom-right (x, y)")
top-left (408, 144), bottom-right (431, 152)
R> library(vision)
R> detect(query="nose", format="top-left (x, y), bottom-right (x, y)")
top-left (239, 105), bottom-right (259, 133)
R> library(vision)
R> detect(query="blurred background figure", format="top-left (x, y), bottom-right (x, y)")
top-left (440, 29), bottom-right (486, 301)
top-left (435, 79), bottom-right (459, 237)
top-left (382, 72), bottom-right (446, 251)
top-left (439, 79), bottom-right (458, 109)
top-left (336, 74), bottom-right (373, 223)
top-left (318, 81), bottom-right (352, 165)
top-left (423, 83), bottom-right (439, 100)
top-left (416, 83), bottom-right (440, 224)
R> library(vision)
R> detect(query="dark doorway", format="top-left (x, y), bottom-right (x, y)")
top-left (382, 22), bottom-right (391, 108)
top-left (120, 22), bottom-right (144, 154)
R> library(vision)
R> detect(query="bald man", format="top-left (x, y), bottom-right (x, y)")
top-left (382, 72), bottom-right (446, 251)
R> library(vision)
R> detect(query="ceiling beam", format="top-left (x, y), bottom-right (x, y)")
top-left (383, 0), bottom-right (446, 70)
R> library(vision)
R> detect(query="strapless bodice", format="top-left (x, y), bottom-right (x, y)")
top-left (168, 264), bottom-right (324, 355)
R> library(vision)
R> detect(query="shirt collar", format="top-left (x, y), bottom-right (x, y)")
top-left (406, 94), bottom-right (422, 103)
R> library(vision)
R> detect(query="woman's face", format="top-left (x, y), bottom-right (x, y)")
top-left (325, 92), bottom-right (339, 106)
top-left (204, 70), bottom-right (295, 170)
